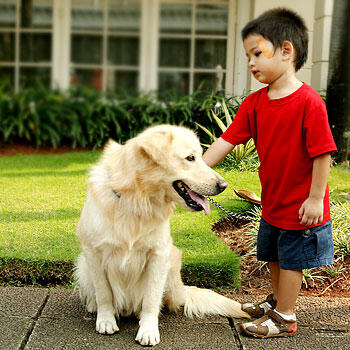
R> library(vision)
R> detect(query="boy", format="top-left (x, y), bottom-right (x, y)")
top-left (203, 8), bottom-right (337, 338)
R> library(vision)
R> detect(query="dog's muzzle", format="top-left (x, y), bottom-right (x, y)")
top-left (172, 180), bottom-right (227, 215)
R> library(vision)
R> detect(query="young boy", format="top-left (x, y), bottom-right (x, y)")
top-left (203, 8), bottom-right (337, 338)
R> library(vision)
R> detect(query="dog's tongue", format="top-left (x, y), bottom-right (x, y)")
top-left (187, 188), bottom-right (210, 215)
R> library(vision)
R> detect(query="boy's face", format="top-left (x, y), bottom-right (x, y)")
top-left (243, 34), bottom-right (286, 85)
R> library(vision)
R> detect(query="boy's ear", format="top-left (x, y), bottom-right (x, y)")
top-left (281, 41), bottom-right (294, 59)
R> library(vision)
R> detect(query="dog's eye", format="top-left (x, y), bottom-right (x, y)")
top-left (186, 155), bottom-right (195, 162)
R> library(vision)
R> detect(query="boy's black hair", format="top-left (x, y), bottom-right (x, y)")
top-left (241, 8), bottom-right (308, 71)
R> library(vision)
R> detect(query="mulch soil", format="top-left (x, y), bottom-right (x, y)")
top-left (212, 218), bottom-right (350, 298)
top-left (0, 143), bottom-right (96, 156)
top-left (1, 144), bottom-right (350, 297)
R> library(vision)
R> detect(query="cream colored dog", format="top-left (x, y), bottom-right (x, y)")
top-left (75, 125), bottom-right (249, 346)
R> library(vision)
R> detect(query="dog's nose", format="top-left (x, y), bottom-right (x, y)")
top-left (217, 180), bottom-right (228, 193)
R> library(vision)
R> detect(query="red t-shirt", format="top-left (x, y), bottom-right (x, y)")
top-left (221, 83), bottom-right (337, 230)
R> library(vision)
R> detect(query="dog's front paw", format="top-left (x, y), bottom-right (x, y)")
top-left (96, 315), bottom-right (119, 334)
top-left (136, 318), bottom-right (160, 346)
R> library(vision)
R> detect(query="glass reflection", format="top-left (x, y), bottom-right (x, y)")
top-left (0, 0), bottom-right (16, 28)
top-left (160, 4), bottom-right (192, 34)
top-left (20, 0), bottom-right (52, 29)
top-left (196, 4), bottom-right (227, 35)
top-left (159, 38), bottom-right (190, 68)
top-left (108, 0), bottom-right (140, 32)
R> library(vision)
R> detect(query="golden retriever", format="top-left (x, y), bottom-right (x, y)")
top-left (75, 125), bottom-right (249, 346)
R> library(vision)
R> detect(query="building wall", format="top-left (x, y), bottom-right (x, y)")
top-left (0, 0), bottom-right (333, 96)
top-left (311, 0), bottom-right (333, 93)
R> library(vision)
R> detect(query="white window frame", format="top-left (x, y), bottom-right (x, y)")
top-left (154, 0), bottom-right (235, 95)
top-left (52, 0), bottom-right (71, 90)
top-left (2, 0), bottom-right (250, 95)
top-left (0, 0), bottom-right (54, 92)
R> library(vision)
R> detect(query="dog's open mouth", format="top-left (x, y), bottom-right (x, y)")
top-left (172, 180), bottom-right (210, 215)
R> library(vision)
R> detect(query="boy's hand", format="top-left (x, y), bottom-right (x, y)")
top-left (298, 197), bottom-right (323, 227)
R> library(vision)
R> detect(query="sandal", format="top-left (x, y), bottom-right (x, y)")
top-left (240, 310), bottom-right (297, 338)
top-left (241, 293), bottom-right (277, 318)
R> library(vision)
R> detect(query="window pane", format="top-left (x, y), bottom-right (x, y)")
top-left (108, 0), bottom-right (140, 32)
top-left (106, 70), bottom-right (138, 94)
top-left (108, 36), bottom-right (139, 65)
top-left (20, 0), bottom-right (52, 29)
top-left (195, 39), bottom-right (226, 69)
top-left (160, 4), bottom-right (191, 34)
top-left (194, 73), bottom-right (225, 93)
top-left (20, 33), bottom-right (51, 62)
top-left (20, 67), bottom-right (51, 89)
top-left (0, 67), bottom-right (14, 91)
top-left (70, 68), bottom-right (103, 90)
top-left (0, 33), bottom-right (15, 61)
top-left (159, 39), bottom-right (190, 68)
top-left (71, 0), bottom-right (103, 30)
top-left (196, 4), bottom-right (228, 35)
top-left (158, 72), bottom-right (189, 96)
top-left (0, 0), bottom-right (16, 28)
top-left (71, 35), bottom-right (102, 64)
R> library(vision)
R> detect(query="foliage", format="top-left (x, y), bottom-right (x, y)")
top-left (330, 201), bottom-right (350, 258)
top-left (196, 99), bottom-right (260, 171)
top-left (0, 86), bottom-right (245, 149)
top-left (240, 198), bottom-right (350, 287)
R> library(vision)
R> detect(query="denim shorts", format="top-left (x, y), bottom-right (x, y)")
top-left (257, 218), bottom-right (334, 270)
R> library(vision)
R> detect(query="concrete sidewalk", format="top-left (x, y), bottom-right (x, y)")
top-left (0, 287), bottom-right (349, 350)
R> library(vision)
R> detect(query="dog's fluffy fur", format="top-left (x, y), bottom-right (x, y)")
top-left (75, 125), bottom-right (249, 346)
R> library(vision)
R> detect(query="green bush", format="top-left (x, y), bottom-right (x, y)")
top-left (241, 199), bottom-right (350, 287)
top-left (0, 86), bottom-right (245, 149)
top-left (196, 99), bottom-right (259, 171)
top-left (331, 201), bottom-right (350, 258)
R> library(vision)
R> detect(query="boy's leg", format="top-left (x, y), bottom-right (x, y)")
top-left (275, 268), bottom-right (302, 315)
top-left (269, 261), bottom-right (280, 300)
top-left (241, 220), bottom-right (279, 318)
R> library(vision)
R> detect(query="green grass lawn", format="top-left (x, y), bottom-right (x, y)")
top-left (0, 151), bottom-right (261, 287)
top-left (0, 151), bottom-right (348, 287)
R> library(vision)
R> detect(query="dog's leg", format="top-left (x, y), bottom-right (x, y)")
top-left (135, 251), bottom-right (170, 346)
top-left (84, 250), bottom-right (120, 335)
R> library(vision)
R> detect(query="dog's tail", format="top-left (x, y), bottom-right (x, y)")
top-left (183, 286), bottom-right (250, 319)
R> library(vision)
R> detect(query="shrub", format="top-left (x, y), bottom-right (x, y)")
top-left (240, 199), bottom-right (350, 286)
top-left (0, 86), bottom-right (246, 149)
top-left (331, 201), bottom-right (350, 258)
top-left (196, 99), bottom-right (259, 171)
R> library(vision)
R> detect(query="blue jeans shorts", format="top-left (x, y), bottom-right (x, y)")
top-left (257, 218), bottom-right (334, 270)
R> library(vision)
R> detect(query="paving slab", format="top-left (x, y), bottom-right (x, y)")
top-left (231, 294), bottom-right (350, 350)
top-left (1, 287), bottom-right (350, 350)
top-left (0, 317), bottom-right (34, 350)
top-left (0, 287), bottom-right (48, 318)
top-left (25, 288), bottom-right (237, 350)
top-left (0, 287), bottom-right (49, 350)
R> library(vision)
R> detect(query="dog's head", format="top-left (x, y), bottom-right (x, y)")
top-left (128, 125), bottom-right (227, 215)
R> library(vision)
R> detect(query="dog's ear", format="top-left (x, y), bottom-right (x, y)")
top-left (139, 130), bottom-right (173, 165)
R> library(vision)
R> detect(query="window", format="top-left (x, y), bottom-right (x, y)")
top-left (70, 0), bottom-right (141, 94)
top-left (0, 0), bottom-right (52, 91)
top-left (0, 0), bottom-right (236, 95)
top-left (158, 0), bottom-right (229, 95)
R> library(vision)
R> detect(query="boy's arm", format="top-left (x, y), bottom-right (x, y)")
top-left (298, 153), bottom-right (331, 227)
top-left (202, 137), bottom-right (235, 168)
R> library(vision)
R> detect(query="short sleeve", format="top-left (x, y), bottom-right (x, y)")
top-left (304, 98), bottom-right (337, 158)
top-left (221, 97), bottom-right (253, 145)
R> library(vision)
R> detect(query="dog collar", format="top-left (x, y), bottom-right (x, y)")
top-left (113, 189), bottom-right (121, 198)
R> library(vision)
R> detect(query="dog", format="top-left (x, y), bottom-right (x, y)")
top-left (75, 124), bottom-right (249, 346)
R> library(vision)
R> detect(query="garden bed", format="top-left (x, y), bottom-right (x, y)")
top-left (213, 217), bottom-right (350, 298)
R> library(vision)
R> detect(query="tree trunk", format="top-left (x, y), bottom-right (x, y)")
top-left (326, 0), bottom-right (350, 163)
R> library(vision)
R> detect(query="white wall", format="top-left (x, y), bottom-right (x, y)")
top-left (311, 0), bottom-right (333, 93)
